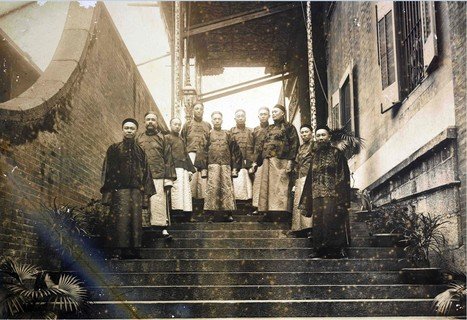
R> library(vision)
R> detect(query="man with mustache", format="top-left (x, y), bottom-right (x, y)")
top-left (300, 125), bottom-right (351, 259)
top-left (138, 111), bottom-right (176, 239)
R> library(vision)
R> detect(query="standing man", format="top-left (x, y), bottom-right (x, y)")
top-left (252, 104), bottom-right (299, 222)
top-left (250, 107), bottom-right (270, 214)
top-left (165, 117), bottom-right (197, 221)
top-left (181, 102), bottom-right (212, 209)
top-left (230, 109), bottom-right (254, 212)
top-left (299, 125), bottom-right (351, 259)
top-left (138, 111), bottom-right (176, 239)
top-left (101, 118), bottom-right (155, 259)
top-left (195, 111), bottom-right (243, 222)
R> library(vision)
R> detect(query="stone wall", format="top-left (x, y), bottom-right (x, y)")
top-left (0, 3), bottom-right (165, 264)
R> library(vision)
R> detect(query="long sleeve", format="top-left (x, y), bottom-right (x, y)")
top-left (194, 133), bottom-right (209, 170)
top-left (142, 152), bottom-right (156, 197)
top-left (185, 149), bottom-right (197, 173)
top-left (163, 137), bottom-right (177, 180)
top-left (287, 123), bottom-right (300, 160)
top-left (100, 145), bottom-right (114, 194)
top-left (335, 151), bottom-right (351, 207)
top-left (228, 133), bottom-right (243, 171)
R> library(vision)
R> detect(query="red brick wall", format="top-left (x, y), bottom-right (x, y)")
top-left (0, 4), bottom-right (165, 264)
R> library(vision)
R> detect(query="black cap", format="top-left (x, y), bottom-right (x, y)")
top-left (121, 118), bottom-right (139, 128)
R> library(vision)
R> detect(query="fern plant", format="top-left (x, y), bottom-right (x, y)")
top-left (433, 281), bottom-right (466, 315)
top-left (0, 257), bottom-right (88, 319)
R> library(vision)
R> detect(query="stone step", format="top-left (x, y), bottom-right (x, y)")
top-left (105, 259), bottom-right (410, 272)
top-left (143, 238), bottom-right (311, 248)
top-left (85, 271), bottom-right (408, 286)
top-left (191, 215), bottom-right (267, 222)
top-left (136, 247), bottom-right (404, 259)
top-left (79, 299), bottom-right (437, 318)
top-left (149, 230), bottom-right (290, 239)
top-left (169, 222), bottom-right (289, 230)
top-left (89, 284), bottom-right (445, 301)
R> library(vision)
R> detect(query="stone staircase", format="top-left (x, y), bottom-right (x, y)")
top-left (82, 212), bottom-right (447, 318)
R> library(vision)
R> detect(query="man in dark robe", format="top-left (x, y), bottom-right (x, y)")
top-left (181, 102), bottom-right (212, 207)
top-left (251, 107), bottom-right (270, 213)
top-left (138, 111), bottom-right (176, 239)
top-left (165, 118), bottom-right (196, 220)
top-left (252, 104), bottom-right (299, 221)
top-left (230, 109), bottom-right (254, 211)
top-left (299, 125), bottom-right (351, 259)
top-left (195, 111), bottom-right (243, 222)
top-left (101, 118), bottom-right (155, 259)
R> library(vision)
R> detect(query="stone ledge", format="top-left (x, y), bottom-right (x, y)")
top-left (366, 127), bottom-right (458, 192)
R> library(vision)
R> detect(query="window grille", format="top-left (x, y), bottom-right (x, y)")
top-left (397, 2), bottom-right (424, 97)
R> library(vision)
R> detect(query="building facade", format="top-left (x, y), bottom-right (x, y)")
top-left (324, 1), bottom-right (465, 268)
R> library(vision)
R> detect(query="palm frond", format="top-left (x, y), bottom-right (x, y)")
top-left (0, 292), bottom-right (28, 317)
top-left (1, 258), bottom-right (38, 284)
top-left (330, 127), bottom-right (365, 159)
top-left (47, 274), bottom-right (87, 312)
top-left (433, 282), bottom-right (466, 315)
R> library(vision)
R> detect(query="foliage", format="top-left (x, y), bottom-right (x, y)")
top-left (367, 204), bottom-right (448, 267)
top-left (330, 127), bottom-right (365, 159)
top-left (77, 198), bottom-right (111, 237)
top-left (358, 189), bottom-right (373, 212)
top-left (366, 204), bottom-right (409, 235)
top-left (433, 270), bottom-right (466, 316)
top-left (0, 257), bottom-right (88, 319)
top-left (388, 205), bottom-right (448, 267)
top-left (36, 201), bottom-right (91, 270)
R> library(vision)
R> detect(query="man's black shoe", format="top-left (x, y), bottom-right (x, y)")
top-left (226, 215), bottom-right (234, 222)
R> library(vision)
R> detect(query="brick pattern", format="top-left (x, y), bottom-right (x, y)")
top-left (447, 2), bottom-right (466, 245)
top-left (0, 6), bottom-right (163, 264)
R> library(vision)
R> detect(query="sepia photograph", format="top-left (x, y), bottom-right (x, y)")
top-left (0, 1), bottom-right (465, 319)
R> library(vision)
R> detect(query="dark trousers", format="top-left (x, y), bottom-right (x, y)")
top-left (312, 197), bottom-right (348, 255)
top-left (108, 189), bottom-right (142, 248)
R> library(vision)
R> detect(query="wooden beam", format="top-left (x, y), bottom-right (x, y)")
top-left (184, 3), bottom-right (299, 38)
top-left (199, 73), bottom-right (291, 103)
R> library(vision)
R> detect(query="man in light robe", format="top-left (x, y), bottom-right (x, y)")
top-left (250, 107), bottom-right (270, 214)
top-left (165, 118), bottom-right (196, 221)
top-left (230, 109), bottom-right (254, 212)
top-left (252, 104), bottom-right (299, 222)
top-left (101, 118), bottom-right (155, 259)
top-left (138, 112), bottom-right (176, 239)
top-left (195, 111), bottom-right (243, 222)
top-left (181, 102), bottom-right (211, 210)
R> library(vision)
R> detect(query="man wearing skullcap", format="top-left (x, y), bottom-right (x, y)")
top-left (100, 118), bottom-right (155, 259)
top-left (290, 124), bottom-right (314, 236)
top-left (252, 104), bottom-right (299, 221)
top-left (299, 125), bottom-right (351, 258)
top-left (181, 102), bottom-right (212, 209)
top-left (250, 107), bottom-right (270, 213)
top-left (137, 111), bottom-right (177, 240)
top-left (230, 109), bottom-right (254, 210)
top-left (195, 111), bottom-right (243, 222)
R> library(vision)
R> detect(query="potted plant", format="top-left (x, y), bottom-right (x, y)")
top-left (397, 209), bottom-right (448, 284)
top-left (0, 256), bottom-right (89, 319)
top-left (366, 204), bottom-right (407, 247)
top-left (433, 268), bottom-right (466, 317)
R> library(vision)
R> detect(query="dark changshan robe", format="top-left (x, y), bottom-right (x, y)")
top-left (230, 125), bottom-right (254, 200)
top-left (181, 118), bottom-right (212, 199)
top-left (291, 140), bottom-right (314, 232)
top-left (195, 129), bottom-right (243, 212)
top-left (100, 138), bottom-right (156, 249)
top-left (256, 118), bottom-right (299, 213)
top-left (299, 142), bottom-right (351, 255)
top-left (251, 122), bottom-right (269, 208)
top-left (137, 130), bottom-right (176, 227)
top-left (165, 131), bottom-right (196, 212)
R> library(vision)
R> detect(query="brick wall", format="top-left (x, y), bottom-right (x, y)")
top-left (0, 4), bottom-right (165, 264)
top-left (447, 2), bottom-right (466, 245)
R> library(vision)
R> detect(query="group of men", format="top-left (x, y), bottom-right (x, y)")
top-left (100, 102), bottom-right (351, 260)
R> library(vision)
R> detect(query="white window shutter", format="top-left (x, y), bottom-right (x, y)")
top-left (377, 1), bottom-right (401, 112)
top-left (329, 89), bottom-right (340, 129)
top-left (421, 1), bottom-right (438, 72)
